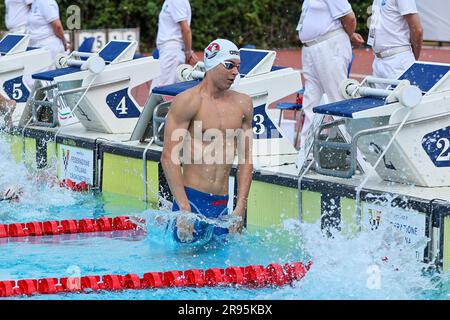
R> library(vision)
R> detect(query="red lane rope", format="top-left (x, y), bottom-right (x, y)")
top-left (59, 179), bottom-right (90, 192)
top-left (0, 261), bottom-right (312, 297)
top-left (0, 216), bottom-right (143, 239)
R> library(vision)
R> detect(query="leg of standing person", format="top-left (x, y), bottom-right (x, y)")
top-left (23, 37), bottom-right (65, 90)
top-left (299, 46), bottom-right (324, 148)
top-left (318, 34), bottom-right (352, 139)
top-left (318, 33), bottom-right (352, 103)
top-left (300, 34), bottom-right (352, 147)
top-left (150, 43), bottom-right (185, 91)
top-left (373, 50), bottom-right (415, 81)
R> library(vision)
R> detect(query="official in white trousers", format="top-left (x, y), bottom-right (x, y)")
top-left (151, 0), bottom-right (198, 91)
top-left (369, 0), bottom-right (423, 80)
top-left (298, 0), bottom-right (364, 148)
top-left (22, 0), bottom-right (66, 89)
top-left (151, 41), bottom-right (186, 89)
top-left (27, 0), bottom-right (67, 60)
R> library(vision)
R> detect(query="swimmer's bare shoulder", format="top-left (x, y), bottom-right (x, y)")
top-left (229, 90), bottom-right (253, 123)
top-left (166, 86), bottom-right (201, 126)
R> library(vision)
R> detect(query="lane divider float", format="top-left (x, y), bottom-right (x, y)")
top-left (59, 179), bottom-right (89, 192)
top-left (0, 261), bottom-right (312, 297)
top-left (0, 216), bottom-right (144, 239)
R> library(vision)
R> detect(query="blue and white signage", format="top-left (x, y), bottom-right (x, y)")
top-left (363, 203), bottom-right (427, 261)
top-left (422, 126), bottom-right (450, 167)
top-left (252, 104), bottom-right (282, 139)
top-left (106, 88), bottom-right (140, 118)
top-left (3, 76), bottom-right (29, 103)
top-left (59, 145), bottom-right (94, 184)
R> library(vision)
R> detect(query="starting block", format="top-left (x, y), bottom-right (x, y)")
top-left (0, 34), bottom-right (53, 124)
top-left (20, 40), bottom-right (160, 133)
top-left (131, 48), bottom-right (302, 160)
top-left (312, 62), bottom-right (450, 187)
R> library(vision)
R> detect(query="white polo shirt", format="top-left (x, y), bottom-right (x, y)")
top-left (297, 0), bottom-right (352, 43)
top-left (5, 0), bottom-right (33, 31)
top-left (27, 0), bottom-right (60, 42)
top-left (369, 0), bottom-right (418, 53)
top-left (156, 0), bottom-right (191, 47)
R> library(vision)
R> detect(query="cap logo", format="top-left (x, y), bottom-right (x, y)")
top-left (206, 42), bottom-right (221, 59)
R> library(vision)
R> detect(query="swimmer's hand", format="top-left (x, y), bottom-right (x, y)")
top-left (0, 99), bottom-right (16, 129)
top-left (129, 216), bottom-right (147, 231)
top-left (228, 208), bottom-right (244, 234)
top-left (176, 212), bottom-right (195, 242)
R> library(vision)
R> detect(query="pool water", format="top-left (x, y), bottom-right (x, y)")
top-left (0, 133), bottom-right (449, 300)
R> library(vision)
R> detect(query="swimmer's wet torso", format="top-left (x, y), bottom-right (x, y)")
top-left (181, 88), bottom-right (250, 196)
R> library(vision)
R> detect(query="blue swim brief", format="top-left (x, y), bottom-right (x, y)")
top-left (172, 187), bottom-right (229, 244)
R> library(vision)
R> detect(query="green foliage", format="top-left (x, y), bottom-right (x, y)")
top-left (0, 1), bottom-right (4, 28)
top-left (189, 0), bottom-right (301, 49)
top-left (0, 0), bottom-right (372, 51)
top-left (352, 0), bottom-right (373, 35)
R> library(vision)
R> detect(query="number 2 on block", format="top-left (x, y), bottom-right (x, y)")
top-left (437, 138), bottom-right (450, 162)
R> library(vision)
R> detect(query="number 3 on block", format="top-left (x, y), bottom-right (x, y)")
top-left (253, 114), bottom-right (266, 135)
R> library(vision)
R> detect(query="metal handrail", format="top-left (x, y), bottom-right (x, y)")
top-left (313, 111), bottom-right (450, 178)
top-left (152, 101), bottom-right (171, 146)
top-left (56, 77), bottom-right (130, 97)
top-left (313, 119), bottom-right (354, 178)
top-left (0, 66), bottom-right (24, 74)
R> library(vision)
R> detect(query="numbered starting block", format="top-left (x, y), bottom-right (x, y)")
top-left (312, 62), bottom-right (450, 187)
top-left (131, 48), bottom-right (302, 159)
top-left (0, 34), bottom-right (53, 124)
top-left (21, 40), bottom-right (160, 133)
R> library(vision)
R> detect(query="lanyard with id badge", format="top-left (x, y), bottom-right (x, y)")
top-left (368, 0), bottom-right (382, 47)
top-left (296, 0), bottom-right (311, 33)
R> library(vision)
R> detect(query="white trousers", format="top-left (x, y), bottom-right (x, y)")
top-left (372, 50), bottom-right (415, 80)
top-left (150, 41), bottom-right (185, 91)
top-left (23, 36), bottom-right (65, 89)
top-left (29, 35), bottom-right (65, 60)
top-left (300, 32), bottom-right (352, 147)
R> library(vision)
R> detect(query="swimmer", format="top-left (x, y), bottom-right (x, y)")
top-left (0, 169), bottom-right (61, 203)
top-left (161, 39), bottom-right (254, 244)
top-left (0, 185), bottom-right (23, 202)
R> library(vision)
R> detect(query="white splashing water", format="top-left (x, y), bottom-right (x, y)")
top-left (253, 217), bottom-right (449, 300)
top-left (0, 132), bottom-right (80, 221)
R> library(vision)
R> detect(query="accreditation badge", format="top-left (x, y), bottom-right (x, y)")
top-left (367, 2), bottom-right (381, 47)
top-left (296, 0), bottom-right (311, 32)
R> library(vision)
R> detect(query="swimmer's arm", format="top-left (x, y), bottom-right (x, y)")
top-left (234, 96), bottom-right (254, 220)
top-left (161, 93), bottom-right (197, 212)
